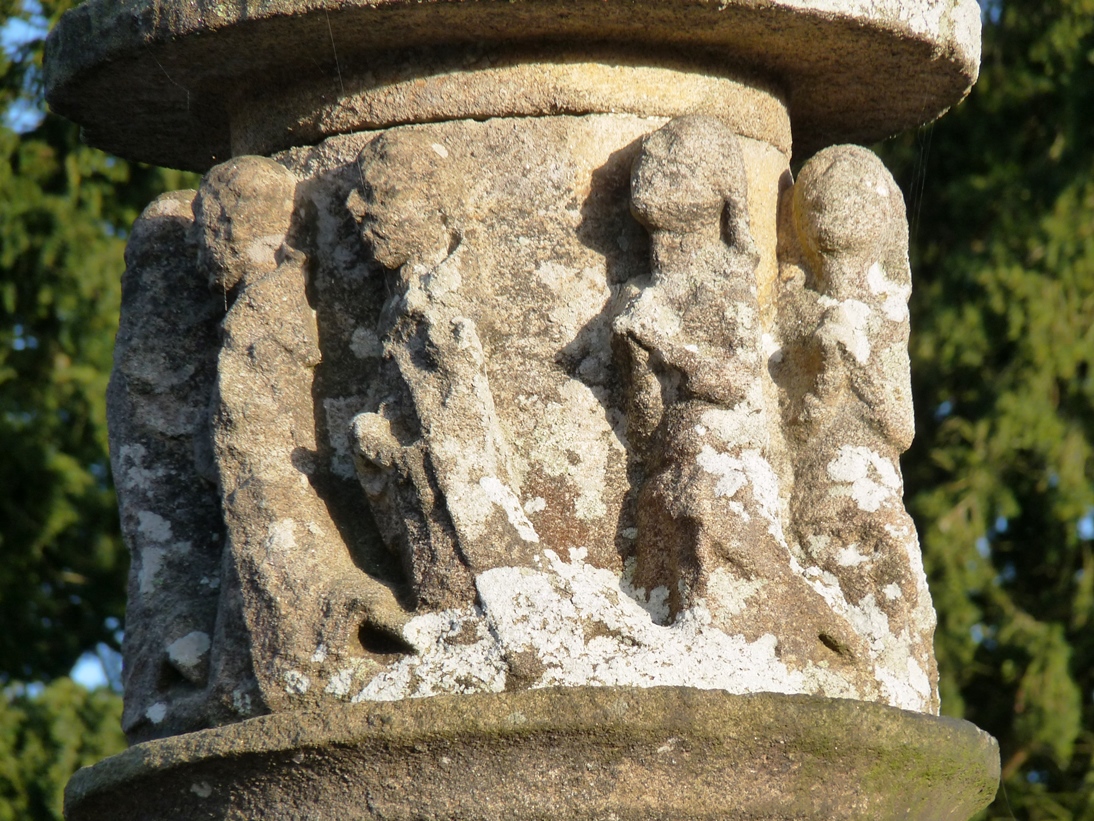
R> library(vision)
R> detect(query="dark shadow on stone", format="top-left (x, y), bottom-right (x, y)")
top-left (570, 137), bottom-right (650, 567)
top-left (289, 165), bottom-right (410, 600)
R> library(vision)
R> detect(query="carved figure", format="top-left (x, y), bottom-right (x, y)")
top-left (779, 145), bottom-right (938, 710)
top-left (106, 122), bottom-right (939, 722)
top-left (197, 156), bottom-right (408, 717)
top-left (107, 191), bottom-right (225, 741)
top-left (615, 116), bottom-right (868, 670)
top-left (352, 131), bottom-right (540, 611)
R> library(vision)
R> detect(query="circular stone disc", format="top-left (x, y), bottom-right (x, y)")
top-left (45, 0), bottom-right (980, 171)
top-left (65, 687), bottom-right (999, 820)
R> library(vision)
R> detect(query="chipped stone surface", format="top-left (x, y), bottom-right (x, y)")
top-left (355, 548), bottom-right (866, 703)
top-left (107, 111), bottom-right (940, 742)
top-left (775, 143), bottom-right (938, 711)
top-left (166, 631), bottom-right (211, 686)
top-left (107, 191), bottom-right (226, 742)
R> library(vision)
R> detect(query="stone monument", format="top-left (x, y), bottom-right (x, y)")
top-left (46, 0), bottom-right (1000, 817)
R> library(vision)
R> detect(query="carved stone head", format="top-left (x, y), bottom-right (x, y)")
top-left (630, 114), bottom-right (752, 250)
top-left (792, 145), bottom-right (897, 296)
top-left (357, 130), bottom-right (457, 270)
top-left (191, 156), bottom-right (297, 293)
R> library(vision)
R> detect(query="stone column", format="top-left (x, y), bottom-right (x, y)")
top-left (47, 1), bottom-right (999, 818)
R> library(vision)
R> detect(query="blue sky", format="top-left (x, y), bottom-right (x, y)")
top-left (2, 0), bottom-right (48, 132)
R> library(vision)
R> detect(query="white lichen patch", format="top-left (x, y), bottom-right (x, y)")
top-left (324, 396), bottom-right (368, 479)
top-left (323, 659), bottom-right (376, 699)
top-left (145, 702), bottom-right (168, 724)
top-left (817, 296), bottom-right (872, 363)
top-left (535, 262), bottom-right (610, 343)
top-left (265, 519), bottom-right (297, 553)
top-left (403, 254), bottom-right (463, 309)
top-left (801, 564), bottom-right (933, 713)
top-left (699, 382), bottom-right (769, 449)
top-left (324, 667), bottom-right (355, 699)
top-left (354, 610), bottom-right (506, 702)
top-left (115, 444), bottom-right (163, 492)
top-left (526, 379), bottom-right (623, 521)
top-left (283, 670), bottom-right (310, 695)
top-left (231, 689), bottom-right (253, 716)
top-left (907, 657), bottom-right (932, 700)
top-left (707, 567), bottom-right (767, 616)
top-left (697, 445), bottom-right (748, 499)
top-left (866, 261), bottom-right (910, 322)
top-left (138, 547), bottom-right (166, 596)
top-left (479, 476), bottom-right (540, 543)
top-left (826, 446), bottom-right (901, 512)
top-left (355, 549), bottom-right (875, 704)
top-left (696, 445), bottom-right (784, 541)
top-left (166, 631), bottom-right (211, 670)
top-left (137, 510), bottom-right (173, 543)
top-left (872, 631), bottom-right (935, 711)
top-left (620, 557), bottom-right (671, 624)
top-left (836, 544), bottom-right (870, 567)
top-left (190, 782), bottom-right (213, 799)
top-left (350, 326), bottom-right (382, 359)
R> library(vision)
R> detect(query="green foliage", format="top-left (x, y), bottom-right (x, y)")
top-left (0, 681), bottom-right (124, 821)
top-left (879, 0), bottom-right (1094, 816)
top-left (0, 0), bottom-right (197, 682)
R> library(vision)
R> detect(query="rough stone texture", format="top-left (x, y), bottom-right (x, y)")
top-left (103, 111), bottom-right (942, 737)
top-left (50, 0), bottom-right (995, 814)
top-left (615, 117), bottom-right (870, 679)
top-left (106, 191), bottom-right (228, 740)
top-left (197, 156), bottom-right (411, 724)
top-left (776, 145), bottom-right (940, 712)
top-left (44, 0), bottom-right (979, 170)
top-left (235, 57), bottom-right (795, 162)
top-left (65, 687), bottom-right (1000, 821)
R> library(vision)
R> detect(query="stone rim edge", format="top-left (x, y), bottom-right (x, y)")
top-left (65, 687), bottom-right (1001, 819)
top-left (43, 0), bottom-right (981, 171)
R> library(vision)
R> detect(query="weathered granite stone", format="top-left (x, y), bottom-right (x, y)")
top-left (616, 116), bottom-right (876, 686)
top-left (43, 0), bottom-right (980, 171)
top-left (107, 191), bottom-right (227, 740)
top-left (198, 156), bottom-right (411, 722)
top-left (47, 0), bottom-right (998, 816)
top-left (105, 113), bottom-right (941, 723)
top-left (64, 687), bottom-right (1001, 821)
top-left (777, 145), bottom-right (940, 712)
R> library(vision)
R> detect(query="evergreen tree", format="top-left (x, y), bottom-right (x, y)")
top-left (879, 0), bottom-right (1094, 816)
top-left (0, 680), bottom-right (124, 821)
top-left (2, 3), bottom-right (189, 816)
top-left (1, 0), bottom-right (194, 683)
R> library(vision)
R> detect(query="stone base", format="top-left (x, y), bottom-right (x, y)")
top-left (65, 687), bottom-right (998, 820)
